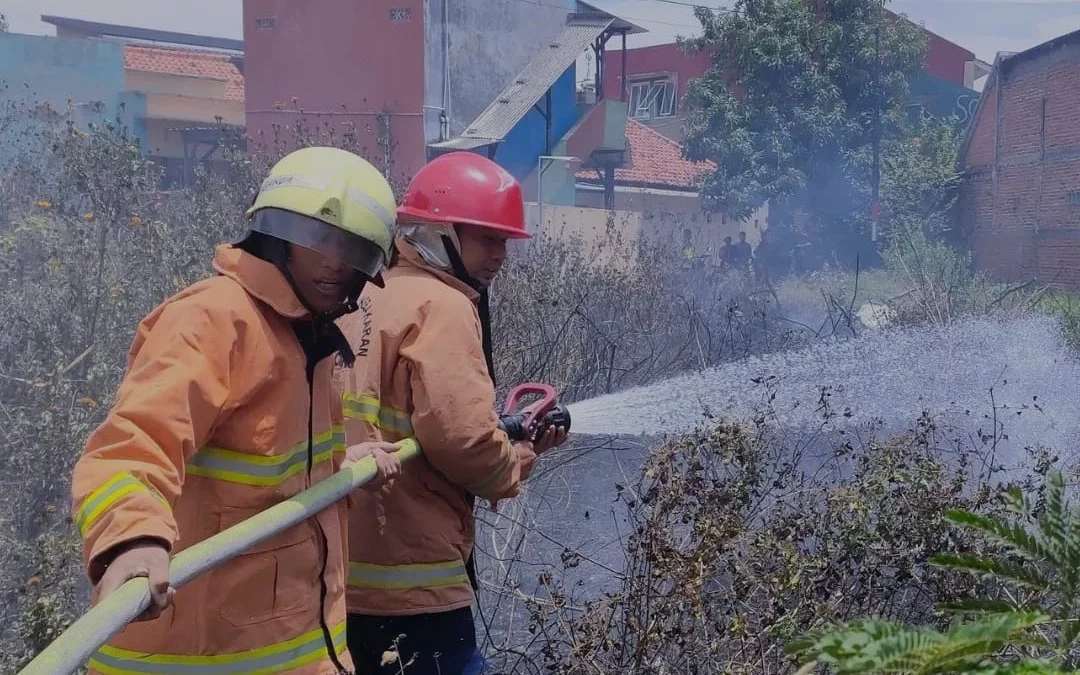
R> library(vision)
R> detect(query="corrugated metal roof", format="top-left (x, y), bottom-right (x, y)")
top-left (452, 17), bottom-right (613, 145)
top-left (41, 14), bottom-right (243, 52)
top-left (575, 2), bottom-right (647, 35)
top-left (428, 136), bottom-right (497, 150)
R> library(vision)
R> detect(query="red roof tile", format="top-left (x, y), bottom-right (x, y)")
top-left (124, 45), bottom-right (244, 101)
top-left (577, 119), bottom-right (714, 190)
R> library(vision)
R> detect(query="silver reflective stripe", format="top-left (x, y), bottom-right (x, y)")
top-left (89, 622), bottom-right (346, 675)
top-left (346, 187), bottom-right (395, 229)
top-left (342, 395), bottom-right (414, 437)
top-left (348, 560), bottom-right (470, 590)
top-left (186, 427), bottom-right (344, 486)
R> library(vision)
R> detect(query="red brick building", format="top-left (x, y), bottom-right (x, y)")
top-left (956, 29), bottom-right (1080, 288)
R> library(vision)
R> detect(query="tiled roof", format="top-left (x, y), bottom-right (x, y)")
top-left (124, 45), bottom-right (245, 101)
top-left (577, 119), bottom-right (714, 190)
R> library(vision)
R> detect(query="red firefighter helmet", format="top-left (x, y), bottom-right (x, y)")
top-left (397, 151), bottom-right (530, 239)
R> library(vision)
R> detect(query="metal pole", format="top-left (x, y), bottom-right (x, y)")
top-left (537, 155), bottom-right (544, 230)
top-left (17, 441), bottom-right (421, 675)
top-left (871, 10), bottom-right (882, 243)
top-left (621, 31), bottom-right (628, 102)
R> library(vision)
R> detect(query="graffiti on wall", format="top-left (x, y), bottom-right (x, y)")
top-left (954, 93), bottom-right (980, 126)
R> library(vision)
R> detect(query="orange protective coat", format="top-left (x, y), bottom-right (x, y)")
top-left (71, 245), bottom-right (354, 675)
top-left (335, 240), bottom-right (522, 616)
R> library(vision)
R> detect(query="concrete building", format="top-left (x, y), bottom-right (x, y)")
top-left (0, 30), bottom-right (129, 152)
top-left (428, 3), bottom-right (643, 210)
top-left (0, 16), bottom-right (244, 187)
top-left (601, 12), bottom-right (990, 142)
top-left (243, 0), bottom-right (583, 186)
top-left (574, 118), bottom-right (767, 255)
top-left (41, 16), bottom-right (245, 188)
top-left (956, 29), bottom-right (1080, 289)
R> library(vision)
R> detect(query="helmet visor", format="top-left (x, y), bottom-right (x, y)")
top-left (250, 208), bottom-right (388, 281)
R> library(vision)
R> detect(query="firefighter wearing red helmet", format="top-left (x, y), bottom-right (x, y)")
top-left (335, 151), bottom-right (568, 674)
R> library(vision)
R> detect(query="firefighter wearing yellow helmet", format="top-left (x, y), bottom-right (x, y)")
top-left (71, 146), bottom-right (403, 675)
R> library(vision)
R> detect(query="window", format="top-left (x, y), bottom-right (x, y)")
top-left (628, 76), bottom-right (676, 120)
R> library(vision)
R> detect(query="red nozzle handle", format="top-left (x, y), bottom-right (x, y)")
top-left (502, 382), bottom-right (558, 431)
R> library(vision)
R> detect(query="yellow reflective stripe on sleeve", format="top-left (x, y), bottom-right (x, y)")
top-left (76, 472), bottom-right (164, 538)
top-left (186, 425), bottom-right (345, 487)
top-left (469, 441), bottom-right (516, 497)
top-left (89, 621), bottom-right (347, 675)
top-left (348, 560), bottom-right (470, 591)
top-left (342, 393), bottom-right (413, 437)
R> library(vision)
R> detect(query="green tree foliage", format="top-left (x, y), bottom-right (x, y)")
top-left (681, 0), bottom-right (936, 262)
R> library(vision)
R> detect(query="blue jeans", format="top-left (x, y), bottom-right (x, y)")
top-left (347, 608), bottom-right (486, 675)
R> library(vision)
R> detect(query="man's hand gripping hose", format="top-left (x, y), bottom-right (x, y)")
top-left (16, 440), bottom-right (420, 675)
top-left (491, 383), bottom-right (570, 512)
top-left (497, 382), bottom-right (571, 447)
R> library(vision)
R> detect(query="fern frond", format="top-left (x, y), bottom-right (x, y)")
top-left (1001, 485), bottom-right (1034, 519)
top-left (929, 553), bottom-right (1050, 591)
top-left (921, 612), bottom-right (1049, 673)
top-left (792, 618), bottom-right (945, 674)
top-left (944, 509), bottom-right (1047, 562)
top-left (1034, 472), bottom-right (1070, 570)
top-left (789, 613), bottom-right (1051, 675)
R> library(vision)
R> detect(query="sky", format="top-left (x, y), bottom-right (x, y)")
top-left (2, 0), bottom-right (1079, 74)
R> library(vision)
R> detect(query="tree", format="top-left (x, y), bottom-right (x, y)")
top-left (681, 0), bottom-right (930, 265)
top-left (0, 13), bottom-right (9, 33)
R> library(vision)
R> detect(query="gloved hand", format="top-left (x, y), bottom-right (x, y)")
top-left (95, 540), bottom-right (173, 621)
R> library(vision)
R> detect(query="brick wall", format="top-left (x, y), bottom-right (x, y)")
top-left (958, 38), bottom-right (1080, 290)
top-left (965, 84), bottom-right (997, 168)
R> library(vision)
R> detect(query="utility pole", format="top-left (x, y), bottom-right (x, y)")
top-left (870, 3), bottom-right (882, 244)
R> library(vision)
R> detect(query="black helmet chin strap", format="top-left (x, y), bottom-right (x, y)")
top-left (441, 234), bottom-right (496, 387)
top-left (239, 231), bottom-right (364, 369)
top-left (278, 262), bottom-right (365, 369)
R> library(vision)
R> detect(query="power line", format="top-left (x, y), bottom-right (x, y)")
top-left (617, 0), bottom-right (734, 12)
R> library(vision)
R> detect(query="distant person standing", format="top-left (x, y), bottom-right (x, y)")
top-left (681, 229), bottom-right (696, 269)
top-left (733, 231), bottom-right (754, 272)
top-left (720, 236), bottom-right (735, 268)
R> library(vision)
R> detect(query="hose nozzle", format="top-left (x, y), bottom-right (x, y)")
top-left (499, 404), bottom-right (572, 442)
top-left (497, 383), bottom-right (571, 443)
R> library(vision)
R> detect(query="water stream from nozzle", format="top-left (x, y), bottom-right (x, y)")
top-left (565, 314), bottom-right (1080, 463)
